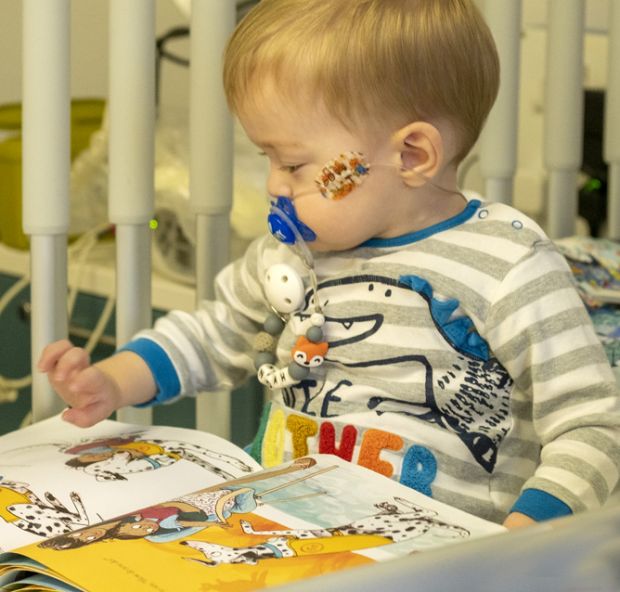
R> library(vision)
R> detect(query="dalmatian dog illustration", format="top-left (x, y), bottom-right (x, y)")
top-left (182, 497), bottom-right (469, 566)
top-left (62, 436), bottom-right (255, 482)
top-left (1, 479), bottom-right (90, 538)
top-left (183, 537), bottom-right (296, 566)
top-left (238, 497), bottom-right (469, 543)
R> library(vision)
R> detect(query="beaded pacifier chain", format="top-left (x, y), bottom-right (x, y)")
top-left (255, 151), bottom-right (372, 390)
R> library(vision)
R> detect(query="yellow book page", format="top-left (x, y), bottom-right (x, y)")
top-left (18, 513), bottom-right (376, 592)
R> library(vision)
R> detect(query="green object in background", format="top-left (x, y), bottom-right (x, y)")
top-left (0, 98), bottom-right (105, 250)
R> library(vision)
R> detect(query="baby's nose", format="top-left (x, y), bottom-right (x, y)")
top-left (266, 171), bottom-right (292, 198)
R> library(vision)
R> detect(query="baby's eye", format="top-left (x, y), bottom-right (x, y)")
top-left (280, 164), bottom-right (304, 174)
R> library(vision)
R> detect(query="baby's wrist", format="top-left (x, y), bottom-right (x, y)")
top-left (510, 489), bottom-right (573, 522)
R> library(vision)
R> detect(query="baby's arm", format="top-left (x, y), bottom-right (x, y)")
top-left (38, 339), bottom-right (157, 427)
top-left (38, 237), bottom-right (271, 427)
top-left (487, 243), bottom-right (620, 524)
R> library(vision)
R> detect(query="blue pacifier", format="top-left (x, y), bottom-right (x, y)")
top-left (267, 197), bottom-right (317, 245)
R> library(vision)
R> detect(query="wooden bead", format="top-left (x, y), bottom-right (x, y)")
top-left (254, 331), bottom-right (277, 352)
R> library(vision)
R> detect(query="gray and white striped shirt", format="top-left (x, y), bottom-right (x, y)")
top-left (130, 199), bottom-right (620, 523)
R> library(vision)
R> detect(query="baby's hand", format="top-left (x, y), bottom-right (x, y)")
top-left (38, 340), bottom-right (123, 427)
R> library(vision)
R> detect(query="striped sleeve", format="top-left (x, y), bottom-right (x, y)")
top-left (485, 240), bottom-right (620, 513)
top-left (124, 236), bottom-right (273, 404)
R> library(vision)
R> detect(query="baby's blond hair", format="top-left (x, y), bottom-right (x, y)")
top-left (224, 0), bottom-right (499, 163)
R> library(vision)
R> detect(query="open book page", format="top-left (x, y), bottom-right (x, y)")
top-left (0, 414), bottom-right (261, 552)
top-left (556, 236), bottom-right (620, 305)
top-left (1, 455), bottom-right (506, 592)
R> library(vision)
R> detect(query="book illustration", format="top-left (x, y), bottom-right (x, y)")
top-left (58, 433), bottom-right (256, 481)
top-left (31, 457), bottom-right (479, 567)
top-left (0, 416), bottom-right (263, 552)
top-left (183, 496), bottom-right (470, 567)
top-left (0, 434), bottom-right (255, 546)
top-left (37, 460), bottom-right (331, 550)
top-left (0, 479), bottom-right (92, 539)
top-left (0, 420), bottom-right (505, 591)
top-left (556, 236), bottom-right (620, 307)
top-left (2, 432), bottom-right (255, 483)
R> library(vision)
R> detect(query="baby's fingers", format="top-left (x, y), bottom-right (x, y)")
top-left (61, 368), bottom-right (119, 427)
top-left (62, 399), bottom-right (116, 428)
top-left (37, 339), bottom-right (75, 372)
top-left (50, 347), bottom-right (91, 383)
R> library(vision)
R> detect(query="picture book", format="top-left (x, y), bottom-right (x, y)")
top-left (0, 415), bottom-right (506, 591)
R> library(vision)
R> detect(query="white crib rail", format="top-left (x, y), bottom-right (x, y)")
top-left (605, 0), bottom-right (620, 239)
top-left (481, 0), bottom-right (620, 241)
top-left (190, 0), bottom-right (236, 437)
top-left (109, 0), bottom-right (156, 425)
top-left (544, 0), bottom-right (585, 238)
top-left (22, 1), bottom-right (236, 430)
top-left (480, 0), bottom-right (522, 204)
top-left (22, 0), bottom-right (70, 422)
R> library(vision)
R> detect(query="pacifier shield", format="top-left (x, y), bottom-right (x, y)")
top-left (268, 196), bottom-right (317, 244)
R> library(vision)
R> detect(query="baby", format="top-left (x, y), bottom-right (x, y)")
top-left (39, 0), bottom-right (620, 529)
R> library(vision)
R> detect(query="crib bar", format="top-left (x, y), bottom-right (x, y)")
top-left (194, 218), bottom-right (232, 435)
top-left (29, 238), bottom-right (68, 420)
top-left (479, 0), bottom-right (522, 204)
top-left (609, 165), bottom-right (620, 239)
top-left (114, 226), bottom-right (152, 426)
top-left (22, 0), bottom-right (71, 421)
top-left (544, 0), bottom-right (585, 238)
top-left (108, 0), bottom-right (156, 425)
top-left (190, 0), bottom-right (236, 436)
top-left (604, 1), bottom-right (620, 239)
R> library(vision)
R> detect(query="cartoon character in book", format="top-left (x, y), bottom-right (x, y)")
top-left (0, 477), bottom-right (90, 538)
top-left (38, 458), bottom-right (325, 551)
top-left (61, 435), bottom-right (255, 481)
top-left (38, 501), bottom-right (210, 550)
top-left (38, 487), bottom-right (261, 550)
top-left (115, 487), bottom-right (260, 544)
top-left (182, 497), bottom-right (470, 566)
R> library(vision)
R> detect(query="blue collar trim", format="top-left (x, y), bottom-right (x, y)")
top-left (361, 199), bottom-right (481, 248)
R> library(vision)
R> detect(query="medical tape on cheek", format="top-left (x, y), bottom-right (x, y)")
top-left (266, 151), bottom-right (374, 258)
top-left (315, 151), bottom-right (370, 200)
top-left (316, 151), bottom-right (468, 205)
top-left (266, 152), bottom-right (372, 262)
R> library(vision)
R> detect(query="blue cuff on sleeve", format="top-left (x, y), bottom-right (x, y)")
top-left (118, 338), bottom-right (181, 406)
top-left (510, 488), bottom-right (573, 522)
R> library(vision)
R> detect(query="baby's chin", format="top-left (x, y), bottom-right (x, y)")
top-left (307, 236), bottom-right (364, 253)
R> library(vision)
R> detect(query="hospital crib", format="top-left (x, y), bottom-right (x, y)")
top-left (2, 0), bottom-right (620, 590)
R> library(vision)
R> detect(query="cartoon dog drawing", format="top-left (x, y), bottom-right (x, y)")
top-left (0, 479), bottom-right (90, 538)
top-left (183, 537), bottom-right (296, 566)
top-left (182, 497), bottom-right (469, 566)
top-left (62, 436), bottom-right (255, 481)
top-left (238, 497), bottom-right (469, 543)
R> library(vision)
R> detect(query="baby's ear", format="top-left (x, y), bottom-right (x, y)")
top-left (392, 122), bottom-right (444, 187)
